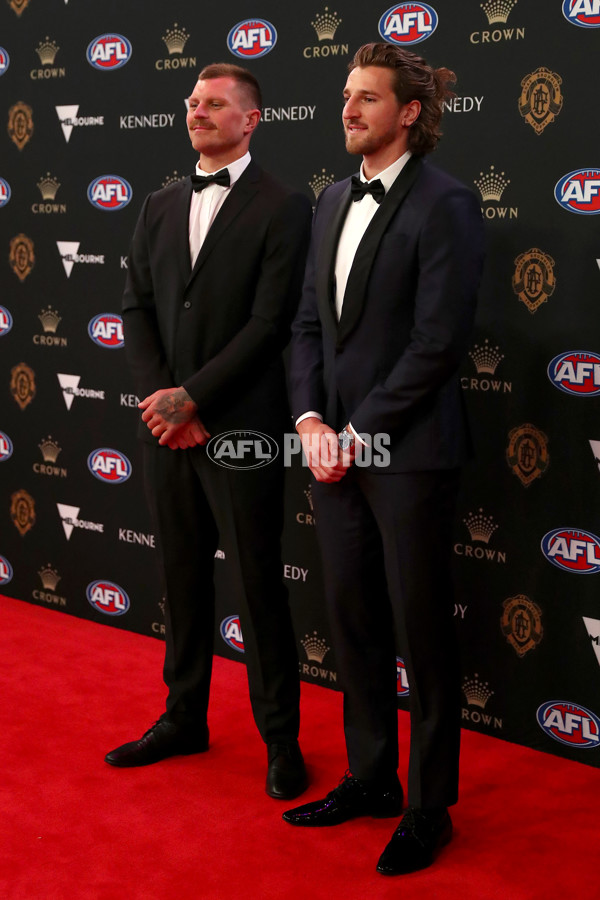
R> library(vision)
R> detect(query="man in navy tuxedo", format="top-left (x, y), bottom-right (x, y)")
top-left (283, 43), bottom-right (484, 872)
top-left (105, 64), bottom-right (312, 801)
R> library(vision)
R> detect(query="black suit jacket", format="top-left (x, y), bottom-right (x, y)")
top-left (290, 156), bottom-right (485, 472)
top-left (122, 160), bottom-right (312, 440)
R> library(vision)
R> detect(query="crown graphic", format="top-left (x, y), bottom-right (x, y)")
top-left (463, 508), bottom-right (498, 544)
top-left (37, 173), bottom-right (60, 200)
top-left (38, 564), bottom-right (61, 590)
top-left (463, 673), bottom-right (494, 708)
top-left (301, 631), bottom-right (330, 663)
top-left (161, 170), bottom-right (185, 188)
top-left (474, 166), bottom-right (510, 202)
top-left (38, 435), bottom-right (62, 462)
top-left (35, 37), bottom-right (59, 65)
top-left (311, 7), bottom-right (342, 40)
top-left (38, 306), bottom-right (61, 333)
top-left (304, 485), bottom-right (314, 511)
top-left (309, 168), bottom-right (335, 200)
top-left (162, 23), bottom-right (190, 54)
top-left (469, 339), bottom-right (504, 375)
top-left (480, 0), bottom-right (517, 24)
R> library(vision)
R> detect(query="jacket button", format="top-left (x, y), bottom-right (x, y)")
top-left (183, 300), bottom-right (191, 309)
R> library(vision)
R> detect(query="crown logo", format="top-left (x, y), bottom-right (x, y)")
top-left (301, 631), bottom-right (330, 663)
top-left (309, 169), bottom-right (335, 200)
top-left (38, 306), bottom-right (61, 334)
top-left (37, 172), bottom-right (60, 200)
top-left (480, 0), bottom-right (517, 24)
top-left (161, 170), bottom-right (185, 188)
top-left (35, 37), bottom-right (59, 65)
top-left (38, 435), bottom-right (62, 462)
top-left (162, 24), bottom-right (190, 54)
top-left (304, 484), bottom-right (314, 511)
top-left (311, 7), bottom-right (342, 40)
top-left (463, 673), bottom-right (494, 708)
top-left (469, 339), bottom-right (504, 375)
top-left (474, 166), bottom-right (510, 202)
top-left (38, 564), bottom-right (61, 591)
top-left (463, 508), bottom-right (498, 544)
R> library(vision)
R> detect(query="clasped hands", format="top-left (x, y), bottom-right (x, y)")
top-left (297, 417), bottom-right (355, 483)
top-left (139, 387), bottom-right (210, 450)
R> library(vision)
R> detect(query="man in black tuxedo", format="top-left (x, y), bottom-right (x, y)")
top-left (105, 63), bottom-right (312, 800)
top-left (283, 44), bottom-right (484, 871)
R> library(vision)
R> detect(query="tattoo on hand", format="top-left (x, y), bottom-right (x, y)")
top-left (155, 389), bottom-right (193, 423)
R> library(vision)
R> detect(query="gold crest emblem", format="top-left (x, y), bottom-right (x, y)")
top-left (10, 489), bottom-right (36, 536)
top-left (501, 595), bottom-right (543, 657)
top-left (7, 0), bottom-right (30, 16)
top-left (10, 362), bottom-right (36, 410)
top-left (8, 101), bottom-right (34, 150)
top-left (506, 424), bottom-right (549, 487)
top-left (512, 248), bottom-right (556, 314)
top-left (9, 233), bottom-right (35, 282)
top-left (518, 67), bottom-right (563, 135)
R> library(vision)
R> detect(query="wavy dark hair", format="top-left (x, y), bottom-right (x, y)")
top-left (197, 63), bottom-right (262, 112)
top-left (349, 43), bottom-right (455, 155)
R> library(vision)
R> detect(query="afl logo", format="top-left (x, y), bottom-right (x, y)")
top-left (378, 3), bottom-right (438, 44)
top-left (537, 701), bottom-right (600, 748)
top-left (0, 555), bottom-right (13, 586)
top-left (0, 306), bottom-right (13, 337)
top-left (227, 19), bottom-right (277, 58)
top-left (87, 580), bottom-right (130, 616)
top-left (87, 448), bottom-right (132, 484)
top-left (220, 615), bottom-right (245, 653)
top-left (554, 169), bottom-right (600, 214)
top-left (541, 528), bottom-right (600, 574)
top-left (88, 313), bottom-right (124, 348)
top-left (396, 657), bottom-right (410, 697)
top-left (0, 47), bottom-right (9, 76)
top-left (88, 175), bottom-right (132, 211)
top-left (0, 178), bottom-right (10, 207)
top-left (0, 431), bottom-right (14, 462)
top-left (207, 430), bottom-right (279, 470)
top-left (87, 34), bottom-right (132, 70)
top-left (548, 351), bottom-right (600, 396)
top-left (562, 0), bottom-right (600, 27)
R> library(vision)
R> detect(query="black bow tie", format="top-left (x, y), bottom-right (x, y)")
top-left (350, 175), bottom-right (385, 204)
top-left (191, 169), bottom-right (231, 192)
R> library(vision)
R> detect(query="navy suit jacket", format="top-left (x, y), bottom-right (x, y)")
top-left (122, 160), bottom-right (312, 441)
top-left (289, 156), bottom-right (485, 472)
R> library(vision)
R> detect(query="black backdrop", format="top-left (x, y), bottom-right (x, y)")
top-left (2, 0), bottom-right (600, 767)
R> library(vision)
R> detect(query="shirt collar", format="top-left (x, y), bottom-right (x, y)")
top-left (195, 151), bottom-right (251, 186)
top-left (359, 150), bottom-right (412, 194)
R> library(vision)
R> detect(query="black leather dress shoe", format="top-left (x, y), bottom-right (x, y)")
top-left (104, 718), bottom-right (209, 767)
top-left (376, 806), bottom-right (452, 875)
top-left (282, 772), bottom-right (403, 826)
top-left (265, 741), bottom-right (308, 800)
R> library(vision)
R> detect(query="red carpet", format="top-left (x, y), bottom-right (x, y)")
top-left (1, 594), bottom-right (599, 900)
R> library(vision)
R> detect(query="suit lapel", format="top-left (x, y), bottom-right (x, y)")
top-left (316, 184), bottom-right (352, 340)
top-left (337, 154), bottom-right (423, 344)
top-left (185, 161), bottom-right (261, 290)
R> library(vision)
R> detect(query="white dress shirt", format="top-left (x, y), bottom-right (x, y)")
top-left (297, 151), bottom-right (412, 437)
top-left (188, 151), bottom-right (251, 265)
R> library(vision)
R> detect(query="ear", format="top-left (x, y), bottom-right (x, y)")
top-left (245, 108), bottom-right (261, 134)
top-left (401, 99), bottom-right (421, 128)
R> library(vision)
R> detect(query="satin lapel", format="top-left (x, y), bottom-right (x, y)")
top-left (315, 182), bottom-right (352, 340)
top-left (185, 161), bottom-right (260, 290)
top-left (337, 155), bottom-right (423, 344)
top-left (171, 179), bottom-right (193, 287)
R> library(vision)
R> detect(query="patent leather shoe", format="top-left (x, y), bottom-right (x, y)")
top-left (265, 741), bottom-right (308, 800)
top-left (376, 806), bottom-right (452, 875)
top-left (282, 772), bottom-right (403, 826)
top-left (105, 718), bottom-right (209, 767)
